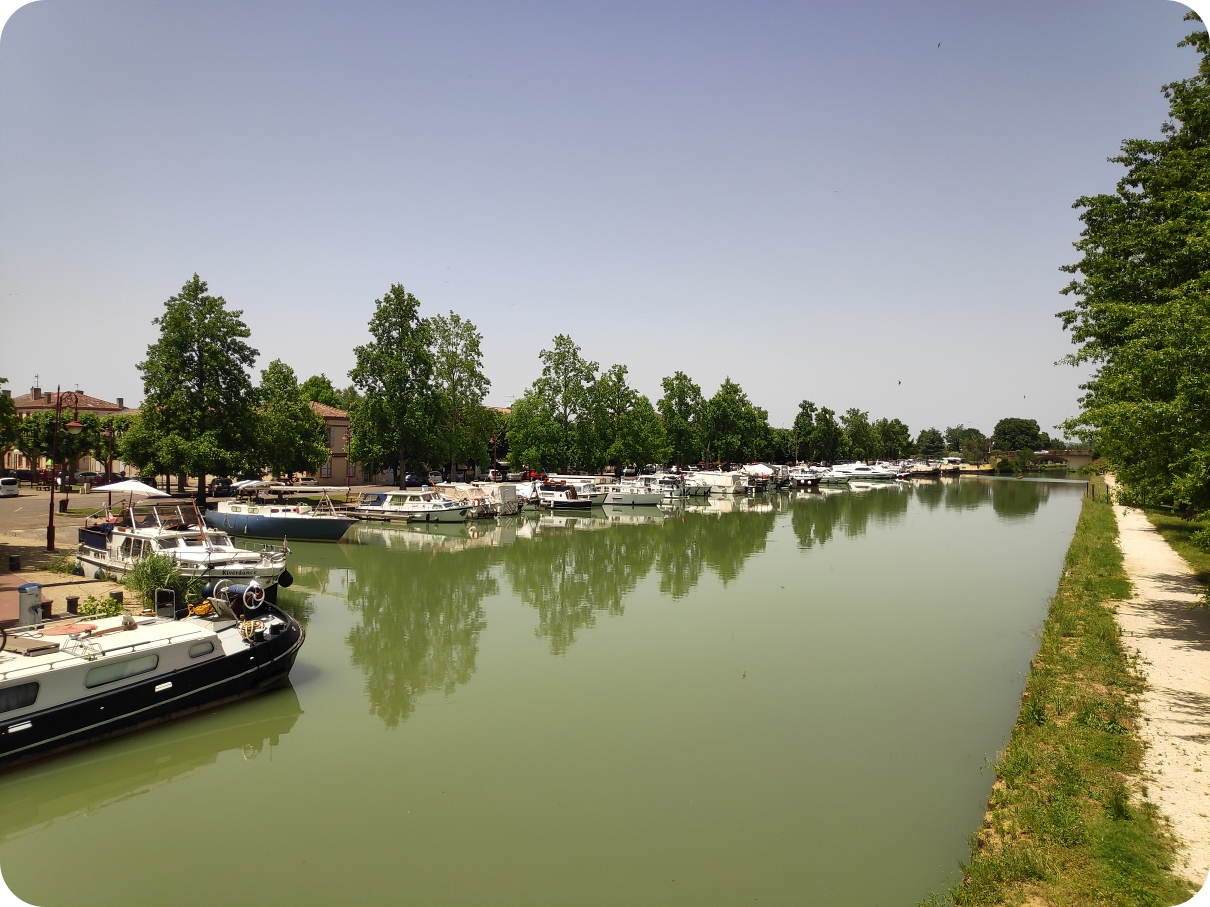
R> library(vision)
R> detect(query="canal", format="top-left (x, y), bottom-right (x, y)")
top-left (0, 477), bottom-right (1086, 906)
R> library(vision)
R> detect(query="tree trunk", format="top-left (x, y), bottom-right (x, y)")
top-left (398, 447), bottom-right (407, 489)
top-left (196, 471), bottom-right (207, 510)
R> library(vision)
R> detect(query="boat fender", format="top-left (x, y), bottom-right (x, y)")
top-left (279, 568), bottom-right (293, 589)
top-left (200, 582), bottom-right (215, 601)
top-left (243, 581), bottom-right (266, 612)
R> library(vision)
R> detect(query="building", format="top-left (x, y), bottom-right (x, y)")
top-left (3, 386), bottom-right (134, 476)
top-left (307, 402), bottom-right (367, 485)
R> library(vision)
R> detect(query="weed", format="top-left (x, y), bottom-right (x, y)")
top-left (76, 594), bottom-right (123, 617)
top-left (121, 553), bottom-right (202, 607)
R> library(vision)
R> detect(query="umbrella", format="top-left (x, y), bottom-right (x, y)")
top-left (92, 479), bottom-right (171, 497)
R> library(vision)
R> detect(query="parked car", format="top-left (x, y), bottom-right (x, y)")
top-left (427, 471), bottom-right (444, 486)
top-left (208, 477), bottom-right (233, 496)
top-left (0, 476), bottom-right (19, 497)
top-left (403, 474), bottom-right (425, 487)
top-left (76, 470), bottom-right (100, 480)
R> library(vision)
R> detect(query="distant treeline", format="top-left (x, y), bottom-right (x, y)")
top-left (0, 278), bottom-right (1064, 493)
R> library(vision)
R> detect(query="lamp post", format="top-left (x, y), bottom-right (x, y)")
top-left (103, 424), bottom-right (116, 508)
top-left (46, 387), bottom-right (82, 552)
top-left (343, 429), bottom-right (352, 497)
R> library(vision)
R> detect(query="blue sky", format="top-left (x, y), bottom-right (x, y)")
top-left (0, 0), bottom-right (1199, 437)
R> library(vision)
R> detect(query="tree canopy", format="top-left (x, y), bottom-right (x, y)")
top-left (257, 360), bottom-right (329, 479)
top-left (301, 374), bottom-right (343, 408)
top-left (659, 371), bottom-right (704, 466)
top-left (430, 311), bottom-right (491, 476)
top-left (1059, 15), bottom-right (1210, 508)
top-left (136, 274), bottom-right (259, 502)
top-left (509, 335), bottom-right (598, 472)
top-left (348, 285), bottom-right (439, 485)
top-left (991, 418), bottom-right (1042, 453)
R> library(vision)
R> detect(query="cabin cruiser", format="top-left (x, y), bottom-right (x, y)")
top-left (683, 473), bottom-right (713, 497)
top-left (544, 476), bottom-right (608, 506)
top-left (830, 463), bottom-right (897, 482)
top-left (77, 499), bottom-right (290, 602)
top-left (204, 482), bottom-right (357, 541)
top-left (788, 465), bottom-right (822, 488)
top-left (602, 482), bottom-right (662, 506)
top-left (537, 482), bottom-right (592, 511)
top-left (0, 579), bottom-right (304, 771)
top-left (636, 473), bottom-right (685, 502)
top-left (353, 488), bottom-right (469, 523)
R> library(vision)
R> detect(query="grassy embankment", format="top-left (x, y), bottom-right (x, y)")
top-left (927, 483), bottom-right (1196, 906)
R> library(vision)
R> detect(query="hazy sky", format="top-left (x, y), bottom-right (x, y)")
top-left (0, 0), bottom-right (1200, 437)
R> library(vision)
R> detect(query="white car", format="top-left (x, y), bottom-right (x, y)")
top-left (0, 476), bottom-right (19, 497)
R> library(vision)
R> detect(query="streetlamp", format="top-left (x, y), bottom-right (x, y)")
top-left (46, 387), bottom-right (81, 552)
top-left (343, 429), bottom-right (352, 497)
top-left (103, 424), bottom-right (117, 508)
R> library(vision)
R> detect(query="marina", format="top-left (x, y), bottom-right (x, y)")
top-left (0, 477), bottom-right (1086, 906)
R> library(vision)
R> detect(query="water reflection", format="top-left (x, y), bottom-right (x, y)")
top-left (344, 531), bottom-right (496, 727)
top-left (0, 686), bottom-right (301, 843)
top-left (790, 483), bottom-right (909, 549)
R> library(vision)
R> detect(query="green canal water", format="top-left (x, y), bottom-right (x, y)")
top-left (0, 477), bottom-right (1085, 906)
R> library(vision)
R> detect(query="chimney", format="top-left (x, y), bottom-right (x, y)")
top-left (116, 397), bottom-right (124, 410)
top-left (30, 387), bottom-right (41, 400)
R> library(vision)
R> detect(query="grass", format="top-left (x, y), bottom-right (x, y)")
top-left (923, 483), bottom-right (1196, 906)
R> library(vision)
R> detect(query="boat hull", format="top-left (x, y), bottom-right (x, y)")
top-left (204, 510), bottom-right (355, 541)
top-left (0, 607), bottom-right (304, 772)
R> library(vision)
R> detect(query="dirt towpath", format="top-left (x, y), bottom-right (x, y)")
top-left (1109, 482), bottom-right (1210, 888)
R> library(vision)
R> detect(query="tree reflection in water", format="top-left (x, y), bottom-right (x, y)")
top-left (344, 535), bottom-right (497, 727)
top-left (789, 485), bottom-right (910, 549)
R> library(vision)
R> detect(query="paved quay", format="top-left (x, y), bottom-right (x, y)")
top-left (1108, 480), bottom-right (1210, 889)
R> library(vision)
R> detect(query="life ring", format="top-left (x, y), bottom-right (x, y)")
top-left (243, 581), bottom-right (266, 611)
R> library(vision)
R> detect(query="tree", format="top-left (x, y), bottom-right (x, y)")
top-left (0, 379), bottom-right (18, 462)
top-left (959, 429), bottom-right (990, 464)
top-left (701, 378), bottom-right (767, 464)
top-left (793, 401), bottom-right (817, 461)
top-left (991, 418), bottom-right (1042, 453)
top-left (257, 360), bottom-right (329, 479)
top-left (841, 408), bottom-right (879, 461)
top-left (300, 374), bottom-right (342, 408)
top-left (592, 365), bottom-right (667, 469)
top-left (349, 284), bottom-right (440, 486)
top-left (874, 417), bottom-right (912, 460)
top-left (138, 274), bottom-right (259, 505)
top-left (917, 427), bottom-right (946, 457)
top-left (658, 371), bottom-right (704, 466)
top-left (809, 407), bottom-right (843, 463)
top-left (510, 335), bottom-right (598, 472)
top-left (1058, 15), bottom-right (1210, 508)
top-left (430, 312), bottom-right (491, 477)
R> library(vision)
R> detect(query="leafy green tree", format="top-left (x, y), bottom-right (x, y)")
top-left (991, 418), bottom-right (1042, 453)
top-left (793, 400), bottom-right (817, 461)
top-left (348, 285), bottom-right (440, 486)
top-left (430, 312), bottom-right (491, 477)
top-left (701, 378), bottom-right (767, 464)
top-left (841, 408), bottom-right (879, 461)
top-left (509, 335), bottom-right (598, 472)
top-left (257, 360), bottom-right (329, 479)
top-left (592, 365), bottom-right (667, 469)
top-left (960, 430), bottom-right (990, 464)
top-left (1058, 15), bottom-right (1210, 508)
top-left (300, 374), bottom-right (343, 408)
top-left (0, 379), bottom-right (17, 460)
top-left (137, 274), bottom-right (259, 504)
top-left (337, 385), bottom-right (361, 411)
top-left (917, 427), bottom-right (946, 457)
top-left (17, 409), bottom-right (106, 482)
top-left (809, 406), bottom-right (843, 463)
top-left (874, 417), bottom-right (912, 460)
top-left (658, 371), bottom-right (704, 466)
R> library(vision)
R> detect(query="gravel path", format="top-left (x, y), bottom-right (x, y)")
top-left (1111, 493), bottom-right (1210, 889)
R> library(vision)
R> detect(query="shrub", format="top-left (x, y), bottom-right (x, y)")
top-left (121, 553), bottom-right (203, 607)
top-left (77, 594), bottom-right (124, 617)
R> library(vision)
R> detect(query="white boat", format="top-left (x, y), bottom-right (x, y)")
top-left (545, 475), bottom-right (608, 506)
top-left (77, 498), bottom-right (289, 600)
top-left (831, 463), bottom-right (897, 482)
top-left (635, 474), bottom-right (685, 502)
top-left (694, 470), bottom-right (746, 495)
top-left (537, 481), bottom-right (592, 510)
top-left (602, 482), bottom-right (662, 506)
top-left (683, 473), bottom-right (713, 496)
top-left (353, 488), bottom-right (469, 523)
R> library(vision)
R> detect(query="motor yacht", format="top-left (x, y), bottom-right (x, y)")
top-left (602, 482), bottom-right (662, 506)
top-left (537, 481), bottom-right (592, 511)
top-left (204, 483), bottom-right (356, 541)
top-left (353, 488), bottom-right (470, 523)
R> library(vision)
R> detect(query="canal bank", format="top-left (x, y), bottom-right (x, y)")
top-left (943, 483), bottom-right (1199, 906)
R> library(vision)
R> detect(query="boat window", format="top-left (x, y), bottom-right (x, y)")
top-left (120, 538), bottom-right (133, 558)
top-left (85, 654), bottom-right (159, 689)
top-left (231, 505), bottom-right (242, 513)
top-left (208, 533), bottom-right (230, 546)
top-left (182, 538), bottom-right (205, 547)
top-left (188, 641), bottom-right (214, 658)
top-left (156, 538), bottom-right (179, 550)
top-left (0, 682), bottom-right (38, 714)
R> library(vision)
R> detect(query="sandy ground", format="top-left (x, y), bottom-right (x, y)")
top-left (1108, 482), bottom-right (1210, 890)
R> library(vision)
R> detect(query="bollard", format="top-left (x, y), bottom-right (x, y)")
top-left (7, 554), bottom-right (18, 572)
top-left (58, 499), bottom-right (67, 513)
top-left (66, 595), bottom-right (79, 615)
top-left (108, 590), bottom-right (123, 605)
top-left (40, 600), bottom-right (52, 621)
top-left (18, 583), bottom-right (42, 627)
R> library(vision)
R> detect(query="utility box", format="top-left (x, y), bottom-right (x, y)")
top-left (17, 583), bottom-right (42, 627)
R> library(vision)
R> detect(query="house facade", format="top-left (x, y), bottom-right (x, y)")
top-left (307, 402), bottom-right (368, 485)
top-left (3, 386), bottom-right (134, 475)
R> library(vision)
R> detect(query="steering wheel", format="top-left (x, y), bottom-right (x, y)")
top-left (243, 581), bottom-right (266, 611)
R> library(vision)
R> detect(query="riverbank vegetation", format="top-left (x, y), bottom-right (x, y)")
top-left (1060, 14), bottom-right (1210, 515)
top-left (929, 488), bottom-right (1194, 906)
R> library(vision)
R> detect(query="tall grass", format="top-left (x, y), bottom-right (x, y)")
top-left (121, 553), bottom-right (202, 608)
top-left (924, 489), bottom-right (1196, 906)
